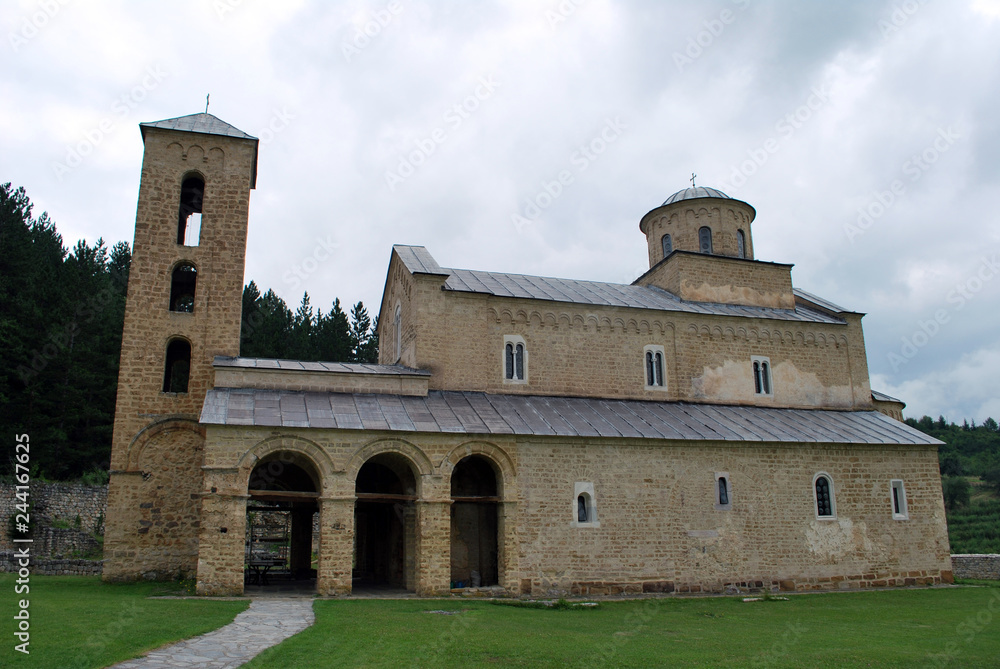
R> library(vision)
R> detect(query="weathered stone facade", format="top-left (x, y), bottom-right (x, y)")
top-left (106, 113), bottom-right (952, 597)
top-left (104, 114), bottom-right (256, 582)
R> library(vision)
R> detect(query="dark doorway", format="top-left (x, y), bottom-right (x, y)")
top-left (354, 454), bottom-right (417, 591)
top-left (246, 457), bottom-right (319, 589)
top-left (451, 455), bottom-right (499, 588)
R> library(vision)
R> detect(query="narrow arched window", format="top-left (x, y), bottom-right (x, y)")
top-left (503, 336), bottom-right (527, 382)
top-left (699, 226), bottom-right (713, 254)
top-left (169, 263), bottom-right (197, 312)
top-left (737, 229), bottom-right (746, 258)
top-left (815, 475), bottom-right (833, 517)
top-left (718, 477), bottom-right (729, 506)
top-left (752, 356), bottom-right (772, 396)
top-left (574, 483), bottom-right (597, 526)
top-left (661, 234), bottom-right (672, 257)
top-left (177, 176), bottom-right (204, 246)
top-left (644, 346), bottom-right (666, 389)
top-left (163, 339), bottom-right (191, 393)
top-left (394, 304), bottom-right (401, 361)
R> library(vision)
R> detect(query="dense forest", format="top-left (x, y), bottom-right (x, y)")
top-left (906, 416), bottom-right (1000, 553)
top-left (0, 182), bottom-right (378, 480)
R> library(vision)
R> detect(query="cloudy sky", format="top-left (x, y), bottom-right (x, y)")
top-left (4, 0), bottom-right (999, 423)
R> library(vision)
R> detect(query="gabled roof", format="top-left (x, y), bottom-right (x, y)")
top-left (392, 244), bottom-right (447, 275)
top-left (200, 388), bottom-right (940, 445)
top-left (139, 112), bottom-right (256, 140)
top-left (392, 245), bottom-right (845, 324)
top-left (140, 113), bottom-right (259, 187)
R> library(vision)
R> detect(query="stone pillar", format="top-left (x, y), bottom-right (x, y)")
top-left (416, 500), bottom-right (452, 596)
top-left (102, 471), bottom-right (142, 582)
top-left (499, 500), bottom-right (520, 593)
top-left (404, 504), bottom-right (417, 591)
top-left (195, 492), bottom-right (247, 596)
top-left (317, 497), bottom-right (354, 596)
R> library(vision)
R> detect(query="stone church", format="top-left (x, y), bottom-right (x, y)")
top-left (104, 112), bottom-right (953, 597)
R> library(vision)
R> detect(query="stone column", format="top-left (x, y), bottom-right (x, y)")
top-left (195, 492), bottom-right (248, 596)
top-left (499, 500), bottom-right (520, 593)
top-left (416, 499), bottom-right (452, 596)
top-left (102, 471), bottom-right (143, 582)
top-left (316, 497), bottom-right (354, 596)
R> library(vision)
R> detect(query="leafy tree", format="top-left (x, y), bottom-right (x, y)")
top-left (939, 454), bottom-right (962, 477)
top-left (908, 415), bottom-right (1000, 482)
top-left (942, 476), bottom-right (971, 510)
top-left (983, 469), bottom-right (1000, 496)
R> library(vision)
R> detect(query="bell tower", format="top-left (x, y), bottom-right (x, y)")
top-left (104, 113), bottom-right (258, 581)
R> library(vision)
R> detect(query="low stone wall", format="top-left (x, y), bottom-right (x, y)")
top-left (0, 481), bottom-right (107, 551)
top-left (0, 551), bottom-right (103, 576)
top-left (952, 554), bottom-right (1000, 580)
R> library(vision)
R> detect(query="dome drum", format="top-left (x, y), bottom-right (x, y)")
top-left (640, 186), bottom-right (757, 268)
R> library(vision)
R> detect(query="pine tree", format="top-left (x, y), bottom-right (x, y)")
top-left (349, 302), bottom-right (372, 363)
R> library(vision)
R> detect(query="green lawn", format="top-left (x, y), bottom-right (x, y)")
top-left (246, 587), bottom-right (1000, 669)
top-left (0, 575), bottom-right (248, 669)
top-left (3, 577), bottom-right (999, 668)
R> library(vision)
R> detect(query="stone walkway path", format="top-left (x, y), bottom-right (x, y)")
top-left (111, 598), bottom-right (315, 669)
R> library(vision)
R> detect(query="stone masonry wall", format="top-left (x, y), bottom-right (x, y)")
top-left (105, 124), bottom-right (256, 582)
top-left (0, 552), bottom-right (103, 576)
top-left (952, 554), bottom-right (1000, 580)
top-left (403, 276), bottom-right (871, 410)
top-left (640, 201), bottom-right (756, 265)
top-left (0, 482), bottom-right (106, 551)
top-left (194, 424), bottom-right (952, 597)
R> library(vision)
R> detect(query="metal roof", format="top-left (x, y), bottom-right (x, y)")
top-left (663, 186), bottom-right (736, 206)
top-left (200, 389), bottom-right (940, 445)
top-left (392, 246), bottom-right (843, 324)
top-left (443, 266), bottom-right (842, 324)
top-left (139, 113), bottom-right (257, 140)
top-left (139, 113), bottom-right (259, 188)
top-left (392, 245), bottom-right (447, 275)
top-left (214, 356), bottom-right (431, 376)
top-left (871, 390), bottom-right (904, 404)
top-left (793, 288), bottom-right (850, 315)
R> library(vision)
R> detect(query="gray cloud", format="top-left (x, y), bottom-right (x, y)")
top-left (3, 0), bottom-right (998, 422)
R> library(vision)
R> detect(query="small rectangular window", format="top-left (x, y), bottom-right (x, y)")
top-left (891, 479), bottom-right (908, 520)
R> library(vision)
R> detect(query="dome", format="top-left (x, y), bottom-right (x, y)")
top-left (662, 186), bottom-right (732, 206)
